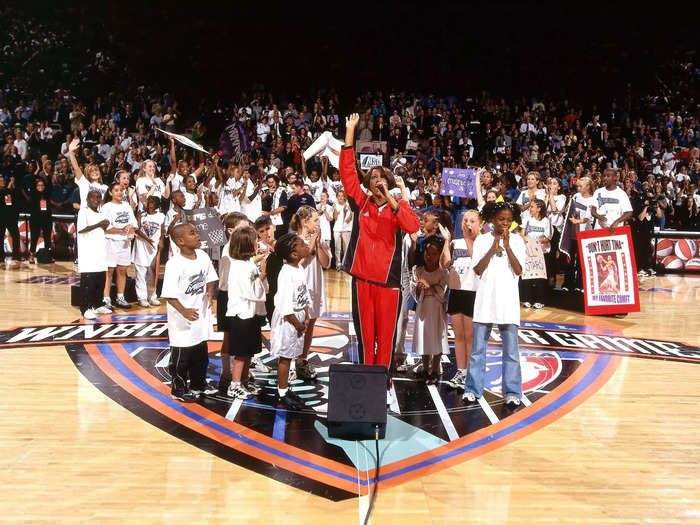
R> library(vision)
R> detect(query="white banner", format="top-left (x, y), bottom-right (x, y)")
top-left (158, 128), bottom-right (210, 154)
top-left (303, 131), bottom-right (343, 169)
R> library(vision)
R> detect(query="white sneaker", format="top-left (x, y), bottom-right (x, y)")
top-left (94, 306), bottom-right (112, 315)
top-left (395, 362), bottom-right (408, 373)
top-left (505, 394), bottom-right (521, 407)
top-left (523, 302), bottom-right (532, 308)
top-left (149, 295), bottom-right (161, 306)
top-left (446, 369), bottom-right (466, 389)
top-left (137, 299), bottom-right (150, 308)
top-left (533, 303), bottom-right (544, 309)
top-left (252, 356), bottom-right (271, 373)
top-left (227, 383), bottom-right (252, 400)
top-left (83, 308), bottom-right (96, 320)
top-left (462, 391), bottom-right (477, 403)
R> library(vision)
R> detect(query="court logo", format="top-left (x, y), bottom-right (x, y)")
top-left (1, 314), bottom-right (698, 500)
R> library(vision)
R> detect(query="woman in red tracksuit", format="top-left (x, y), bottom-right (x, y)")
top-left (341, 113), bottom-right (420, 378)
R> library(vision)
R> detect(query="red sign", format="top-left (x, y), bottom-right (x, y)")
top-left (577, 226), bottom-right (640, 315)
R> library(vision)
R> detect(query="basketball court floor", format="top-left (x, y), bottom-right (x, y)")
top-left (1, 261), bottom-right (699, 524)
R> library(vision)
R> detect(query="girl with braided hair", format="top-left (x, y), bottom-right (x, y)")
top-left (463, 200), bottom-right (526, 407)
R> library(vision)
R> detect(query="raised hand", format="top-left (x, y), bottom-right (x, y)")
top-left (345, 113), bottom-right (360, 130)
top-left (68, 138), bottom-right (80, 153)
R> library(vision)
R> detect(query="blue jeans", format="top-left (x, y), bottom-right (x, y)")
top-left (465, 323), bottom-right (522, 398)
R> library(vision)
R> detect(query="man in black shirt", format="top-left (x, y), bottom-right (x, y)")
top-left (284, 179), bottom-right (316, 227)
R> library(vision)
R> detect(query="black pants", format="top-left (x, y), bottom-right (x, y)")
top-left (632, 223), bottom-right (652, 271)
top-left (169, 341), bottom-right (209, 395)
top-left (30, 218), bottom-right (52, 255)
top-left (0, 218), bottom-right (20, 259)
top-left (80, 271), bottom-right (106, 313)
top-left (521, 278), bottom-right (548, 304)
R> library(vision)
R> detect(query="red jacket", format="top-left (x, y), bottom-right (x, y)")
top-left (340, 146), bottom-right (420, 287)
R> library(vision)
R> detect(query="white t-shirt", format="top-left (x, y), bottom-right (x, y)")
top-left (76, 176), bottom-right (108, 209)
top-left (217, 177), bottom-right (244, 215)
top-left (570, 193), bottom-right (596, 232)
top-left (516, 188), bottom-right (546, 222)
top-left (472, 232), bottom-right (526, 325)
top-left (161, 250), bottom-right (218, 347)
top-left (135, 177), bottom-right (165, 209)
top-left (522, 216), bottom-right (552, 253)
top-left (77, 208), bottom-right (108, 273)
top-left (546, 194), bottom-right (567, 231)
top-left (183, 191), bottom-right (202, 210)
top-left (273, 263), bottom-right (310, 322)
top-left (241, 179), bottom-right (263, 222)
top-left (101, 201), bottom-right (138, 240)
top-left (133, 211), bottom-right (164, 266)
top-left (318, 203), bottom-right (333, 241)
top-left (218, 240), bottom-right (231, 292)
top-left (448, 238), bottom-right (476, 291)
top-left (592, 186), bottom-right (633, 228)
top-left (302, 237), bottom-right (328, 319)
top-left (226, 258), bottom-right (267, 319)
top-left (333, 202), bottom-right (353, 233)
top-left (170, 173), bottom-right (184, 193)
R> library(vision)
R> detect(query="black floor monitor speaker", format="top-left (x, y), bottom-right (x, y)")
top-left (327, 364), bottom-right (387, 440)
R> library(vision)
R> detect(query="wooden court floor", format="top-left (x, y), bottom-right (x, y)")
top-left (1, 261), bottom-right (699, 524)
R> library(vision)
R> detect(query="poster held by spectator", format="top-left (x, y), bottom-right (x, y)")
top-left (182, 207), bottom-right (226, 251)
top-left (439, 168), bottom-right (478, 199)
top-left (522, 237), bottom-right (547, 280)
top-left (577, 226), bottom-right (640, 315)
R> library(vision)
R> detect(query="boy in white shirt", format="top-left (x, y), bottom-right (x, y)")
top-left (591, 168), bottom-right (633, 232)
top-left (161, 223), bottom-right (219, 402)
top-left (76, 190), bottom-right (111, 320)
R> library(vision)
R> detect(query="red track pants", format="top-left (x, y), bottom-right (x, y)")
top-left (351, 277), bottom-right (402, 370)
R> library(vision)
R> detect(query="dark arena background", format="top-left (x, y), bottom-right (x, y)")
top-left (1, 1), bottom-right (699, 523)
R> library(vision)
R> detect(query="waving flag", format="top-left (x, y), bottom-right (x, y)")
top-left (158, 128), bottom-right (210, 154)
top-left (219, 121), bottom-right (248, 162)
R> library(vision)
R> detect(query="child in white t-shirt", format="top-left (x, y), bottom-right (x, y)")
top-left (318, 191), bottom-right (334, 244)
top-left (216, 211), bottom-right (252, 393)
top-left (224, 226), bottom-right (268, 400)
top-left (520, 199), bottom-right (552, 309)
top-left (269, 232), bottom-right (311, 410)
top-left (464, 201), bottom-right (526, 407)
top-left (133, 196), bottom-right (165, 307)
top-left (101, 182), bottom-right (140, 309)
top-left (76, 190), bottom-right (111, 320)
top-left (161, 223), bottom-right (219, 403)
top-left (289, 206), bottom-right (331, 381)
top-left (164, 190), bottom-right (186, 257)
top-left (516, 171), bottom-right (546, 223)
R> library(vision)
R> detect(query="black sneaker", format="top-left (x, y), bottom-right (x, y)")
top-left (278, 390), bottom-right (304, 410)
top-left (191, 381), bottom-right (219, 396)
top-left (243, 379), bottom-right (261, 395)
top-left (171, 391), bottom-right (198, 403)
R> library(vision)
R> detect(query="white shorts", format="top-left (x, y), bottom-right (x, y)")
top-left (106, 238), bottom-right (133, 267)
top-left (269, 311), bottom-right (304, 359)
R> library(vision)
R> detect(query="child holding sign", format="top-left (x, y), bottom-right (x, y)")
top-left (520, 199), bottom-right (552, 309)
